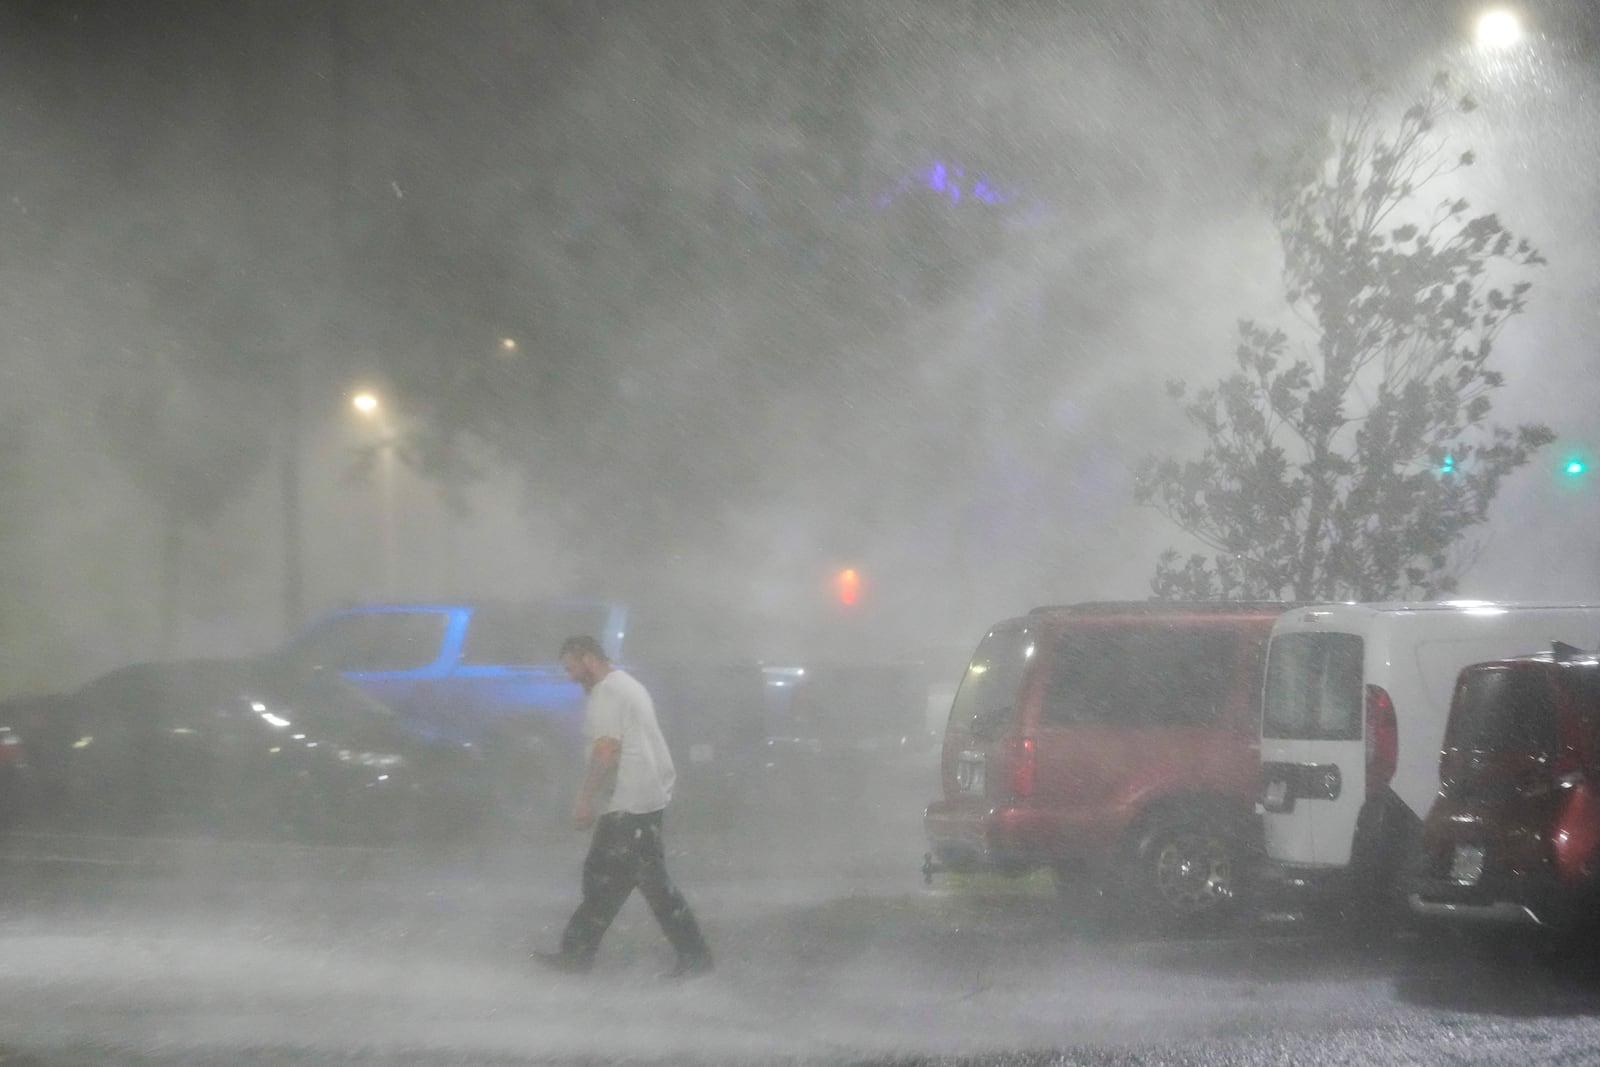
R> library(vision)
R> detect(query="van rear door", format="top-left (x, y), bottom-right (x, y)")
top-left (1260, 630), bottom-right (1366, 867)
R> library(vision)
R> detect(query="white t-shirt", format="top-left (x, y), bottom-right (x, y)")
top-left (585, 668), bottom-right (676, 815)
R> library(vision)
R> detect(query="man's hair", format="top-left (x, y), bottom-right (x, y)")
top-left (559, 634), bottom-right (609, 661)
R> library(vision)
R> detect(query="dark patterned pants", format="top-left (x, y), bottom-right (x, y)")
top-left (559, 809), bottom-right (710, 966)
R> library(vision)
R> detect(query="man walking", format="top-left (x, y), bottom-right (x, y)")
top-left (533, 635), bottom-right (713, 978)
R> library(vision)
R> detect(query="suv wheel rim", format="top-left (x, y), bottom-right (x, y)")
top-left (1152, 830), bottom-right (1233, 915)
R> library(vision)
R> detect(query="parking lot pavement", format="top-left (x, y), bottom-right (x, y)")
top-left (8, 816), bottom-right (1600, 1067)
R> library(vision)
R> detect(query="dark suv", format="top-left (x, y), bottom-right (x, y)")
top-left (923, 601), bottom-right (1291, 926)
top-left (1407, 644), bottom-right (1600, 932)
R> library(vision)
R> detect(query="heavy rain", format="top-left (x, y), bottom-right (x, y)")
top-left (2, 1), bottom-right (1600, 1064)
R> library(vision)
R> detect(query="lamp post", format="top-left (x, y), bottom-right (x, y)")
top-left (351, 390), bottom-right (397, 598)
top-left (280, 353), bottom-right (307, 632)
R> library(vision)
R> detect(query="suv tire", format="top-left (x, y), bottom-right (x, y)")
top-left (1125, 811), bottom-right (1243, 927)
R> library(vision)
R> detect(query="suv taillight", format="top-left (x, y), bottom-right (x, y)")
top-left (1005, 736), bottom-right (1036, 798)
top-left (1365, 684), bottom-right (1398, 797)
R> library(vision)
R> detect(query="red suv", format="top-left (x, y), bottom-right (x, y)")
top-left (923, 601), bottom-right (1290, 926)
top-left (1407, 644), bottom-right (1600, 932)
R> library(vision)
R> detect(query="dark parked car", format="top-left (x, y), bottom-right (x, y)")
top-left (1408, 643), bottom-right (1600, 933)
top-left (924, 601), bottom-right (1292, 927)
top-left (5, 659), bottom-right (493, 846)
top-left (0, 714), bottom-right (25, 831)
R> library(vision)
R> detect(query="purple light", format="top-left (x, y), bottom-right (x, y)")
top-left (871, 160), bottom-right (1020, 214)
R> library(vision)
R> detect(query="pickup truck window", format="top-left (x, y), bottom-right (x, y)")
top-left (460, 604), bottom-right (616, 666)
top-left (281, 611), bottom-right (451, 673)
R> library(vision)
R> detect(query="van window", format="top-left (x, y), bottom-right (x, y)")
top-left (1263, 632), bottom-right (1364, 741)
top-left (1446, 667), bottom-right (1558, 755)
top-left (1041, 626), bottom-right (1237, 727)
top-left (277, 610), bottom-right (451, 673)
top-left (948, 628), bottom-right (1033, 736)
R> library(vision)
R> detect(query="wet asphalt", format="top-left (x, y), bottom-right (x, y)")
top-left (2, 761), bottom-right (1600, 1064)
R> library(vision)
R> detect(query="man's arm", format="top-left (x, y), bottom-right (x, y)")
top-left (573, 735), bottom-right (621, 830)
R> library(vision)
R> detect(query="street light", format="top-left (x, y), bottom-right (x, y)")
top-left (1476, 9), bottom-right (1523, 50)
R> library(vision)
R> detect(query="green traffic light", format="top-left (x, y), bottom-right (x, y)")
top-left (1439, 455), bottom-right (1455, 474)
top-left (1566, 458), bottom-right (1587, 476)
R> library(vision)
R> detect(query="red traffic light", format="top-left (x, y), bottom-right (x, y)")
top-left (834, 567), bottom-right (861, 606)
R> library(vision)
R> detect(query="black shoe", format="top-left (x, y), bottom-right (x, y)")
top-left (666, 953), bottom-right (714, 980)
top-left (531, 950), bottom-right (591, 975)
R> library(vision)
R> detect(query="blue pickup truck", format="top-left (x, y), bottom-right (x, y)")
top-left (0, 599), bottom-right (932, 838)
top-left (269, 600), bottom-right (766, 826)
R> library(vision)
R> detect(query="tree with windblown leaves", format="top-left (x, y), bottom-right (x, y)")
top-left (1135, 74), bottom-right (1553, 603)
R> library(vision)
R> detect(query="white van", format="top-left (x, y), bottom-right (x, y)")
top-left (1257, 602), bottom-right (1600, 906)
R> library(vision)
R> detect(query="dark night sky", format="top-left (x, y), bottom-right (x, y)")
top-left (1, 0), bottom-right (1597, 682)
